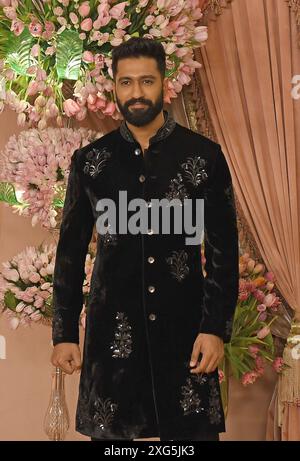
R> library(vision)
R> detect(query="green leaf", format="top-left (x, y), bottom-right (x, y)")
top-left (56, 29), bottom-right (83, 80)
top-left (4, 290), bottom-right (18, 310)
top-left (0, 27), bottom-right (35, 76)
top-left (0, 182), bottom-right (22, 206)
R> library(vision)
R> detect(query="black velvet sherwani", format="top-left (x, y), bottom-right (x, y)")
top-left (52, 110), bottom-right (239, 440)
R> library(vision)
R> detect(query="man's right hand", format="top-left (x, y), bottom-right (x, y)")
top-left (51, 343), bottom-right (82, 375)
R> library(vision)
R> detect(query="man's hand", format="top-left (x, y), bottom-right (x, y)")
top-left (51, 343), bottom-right (82, 375)
top-left (190, 333), bottom-right (224, 374)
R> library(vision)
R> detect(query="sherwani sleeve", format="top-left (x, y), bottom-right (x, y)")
top-left (52, 149), bottom-right (94, 346)
top-left (199, 145), bottom-right (239, 343)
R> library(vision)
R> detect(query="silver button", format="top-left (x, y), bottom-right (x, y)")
top-left (149, 313), bottom-right (156, 321)
top-left (147, 228), bottom-right (154, 235)
top-left (134, 148), bottom-right (141, 156)
top-left (139, 174), bottom-right (146, 183)
top-left (148, 256), bottom-right (155, 264)
top-left (148, 285), bottom-right (155, 293)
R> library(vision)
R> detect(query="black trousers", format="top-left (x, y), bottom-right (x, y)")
top-left (91, 432), bottom-right (219, 441)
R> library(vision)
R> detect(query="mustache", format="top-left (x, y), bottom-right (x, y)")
top-left (126, 100), bottom-right (151, 107)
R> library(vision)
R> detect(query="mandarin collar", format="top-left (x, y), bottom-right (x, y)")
top-left (119, 110), bottom-right (176, 145)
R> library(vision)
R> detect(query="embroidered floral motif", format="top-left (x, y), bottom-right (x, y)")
top-left (194, 373), bottom-right (208, 386)
top-left (207, 377), bottom-right (222, 425)
top-left (83, 147), bottom-right (111, 178)
top-left (99, 223), bottom-right (118, 247)
top-left (181, 156), bottom-right (208, 187)
top-left (93, 397), bottom-right (118, 431)
top-left (165, 173), bottom-right (189, 202)
top-left (110, 312), bottom-right (133, 358)
top-left (166, 250), bottom-right (189, 282)
top-left (52, 311), bottom-right (64, 339)
top-left (180, 376), bottom-right (205, 416)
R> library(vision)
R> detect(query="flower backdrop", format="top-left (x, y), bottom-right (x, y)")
top-left (0, 127), bottom-right (102, 228)
top-left (0, 243), bottom-right (95, 329)
top-left (0, 0), bottom-right (207, 128)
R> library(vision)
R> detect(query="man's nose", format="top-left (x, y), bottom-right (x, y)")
top-left (131, 82), bottom-right (144, 99)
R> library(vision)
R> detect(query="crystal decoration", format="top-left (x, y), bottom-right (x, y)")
top-left (44, 367), bottom-right (70, 441)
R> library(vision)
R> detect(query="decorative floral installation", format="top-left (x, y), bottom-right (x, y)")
top-left (0, 127), bottom-right (102, 228)
top-left (0, 0), bottom-right (207, 128)
top-left (0, 243), bottom-right (95, 329)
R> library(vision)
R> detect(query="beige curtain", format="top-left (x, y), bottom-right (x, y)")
top-left (195, 0), bottom-right (300, 440)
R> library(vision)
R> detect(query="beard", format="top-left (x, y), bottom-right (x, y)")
top-left (116, 89), bottom-right (164, 127)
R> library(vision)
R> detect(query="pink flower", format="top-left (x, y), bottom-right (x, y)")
top-left (265, 271), bottom-right (275, 282)
top-left (80, 18), bottom-right (93, 31)
top-left (248, 345), bottom-right (260, 358)
top-left (272, 357), bottom-right (284, 373)
top-left (69, 12), bottom-right (79, 24)
top-left (241, 371), bottom-right (259, 386)
top-left (30, 44), bottom-right (40, 57)
top-left (0, 0), bottom-right (12, 6)
top-left (11, 19), bottom-right (24, 36)
top-left (29, 21), bottom-right (43, 37)
top-left (78, 1), bottom-right (90, 17)
top-left (109, 1), bottom-right (128, 19)
top-left (63, 99), bottom-right (81, 117)
top-left (82, 51), bottom-right (94, 63)
top-left (27, 81), bottom-right (39, 96)
top-left (258, 312), bottom-right (267, 322)
top-left (116, 18), bottom-right (131, 29)
top-left (257, 303), bottom-right (266, 312)
top-left (145, 15), bottom-right (155, 27)
top-left (218, 370), bottom-right (225, 384)
top-left (103, 101), bottom-right (116, 117)
top-left (257, 326), bottom-right (270, 339)
top-left (3, 6), bottom-right (17, 20)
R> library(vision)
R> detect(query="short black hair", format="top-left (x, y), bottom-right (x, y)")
top-left (111, 37), bottom-right (166, 81)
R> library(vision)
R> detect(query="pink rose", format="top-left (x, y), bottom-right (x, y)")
top-left (78, 1), bottom-right (91, 17)
top-left (63, 98), bottom-right (81, 117)
top-left (80, 18), bottom-right (93, 32)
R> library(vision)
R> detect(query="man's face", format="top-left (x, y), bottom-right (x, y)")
top-left (113, 56), bottom-right (167, 127)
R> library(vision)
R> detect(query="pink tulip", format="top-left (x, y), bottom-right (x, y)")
top-left (103, 101), bottom-right (116, 117)
top-left (10, 317), bottom-right (20, 330)
top-left (258, 312), bottom-right (267, 322)
top-left (109, 1), bottom-right (127, 19)
top-left (80, 18), bottom-right (93, 32)
top-left (29, 21), bottom-right (43, 37)
top-left (82, 50), bottom-right (94, 63)
top-left (116, 18), bottom-right (131, 29)
top-left (145, 15), bottom-right (155, 26)
top-left (63, 98), bottom-right (81, 117)
top-left (75, 106), bottom-right (87, 121)
top-left (11, 19), bottom-right (24, 36)
top-left (78, 1), bottom-right (90, 17)
top-left (3, 6), bottom-right (17, 19)
top-left (265, 271), bottom-right (275, 282)
top-left (257, 303), bottom-right (266, 312)
top-left (53, 7), bottom-right (63, 16)
top-left (241, 371), bottom-right (258, 386)
top-left (264, 293), bottom-right (276, 307)
top-left (0, 0), bottom-right (12, 6)
top-left (69, 12), bottom-right (79, 24)
top-left (257, 326), bottom-right (270, 339)
top-left (248, 345), bottom-right (260, 357)
top-left (30, 44), bottom-right (40, 57)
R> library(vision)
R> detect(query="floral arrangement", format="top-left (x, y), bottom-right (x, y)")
top-left (0, 126), bottom-right (102, 228)
top-left (0, 0), bottom-right (207, 128)
top-left (223, 252), bottom-right (281, 383)
top-left (0, 242), bottom-right (95, 329)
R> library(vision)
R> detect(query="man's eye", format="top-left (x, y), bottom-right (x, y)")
top-left (121, 81), bottom-right (129, 85)
top-left (144, 80), bottom-right (153, 84)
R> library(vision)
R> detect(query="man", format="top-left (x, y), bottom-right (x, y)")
top-left (51, 37), bottom-right (239, 441)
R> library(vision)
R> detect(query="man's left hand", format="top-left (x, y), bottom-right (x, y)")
top-left (190, 333), bottom-right (224, 374)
